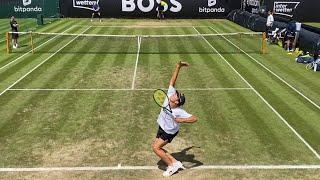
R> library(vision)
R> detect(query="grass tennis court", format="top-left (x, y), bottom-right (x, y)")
top-left (306, 23), bottom-right (320, 28)
top-left (0, 19), bottom-right (319, 179)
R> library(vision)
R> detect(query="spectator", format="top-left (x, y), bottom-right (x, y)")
top-left (10, 16), bottom-right (19, 49)
top-left (266, 10), bottom-right (274, 39)
top-left (284, 18), bottom-right (296, 52)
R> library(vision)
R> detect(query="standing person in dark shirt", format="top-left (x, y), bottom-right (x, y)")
top-left (284, 18), bottom-right (296, 52)
top-left (91, 3), bottom-right (102, 22)
top-left (10, 16), bottom-right (19, 49)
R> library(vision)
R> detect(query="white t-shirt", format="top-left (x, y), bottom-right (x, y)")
top-left (157, 85), bottom-right (192, 134)
top-left (266, 14), bottom-right (274, 27)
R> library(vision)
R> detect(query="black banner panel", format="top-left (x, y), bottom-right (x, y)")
top-left (60, 0), bottom-right (241, 18)
top-left (243, 0), bottom-right (260, 14)
top-left (265, 0), bottom-right (320, 22)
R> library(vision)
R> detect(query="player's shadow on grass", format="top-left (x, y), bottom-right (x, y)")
top-left (157, 146), bottom-right (203, 171)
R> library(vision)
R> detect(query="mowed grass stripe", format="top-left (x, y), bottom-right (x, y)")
top-left (227, 32), bottom-right (320, 105)
top-left (1, 26), bottom-right (93, 111)
top-left (35, 19), bottom-right (75, 33)
top-left (137, 27), bottom-right (248, 89)
top-left (204, 32), bottom-right (320, 157)
top-left (190, 85), bottom-right (245, 163)
top-left (0, 18), bottom-right (36, 32)
top-left (46, 38), bottom-right (106, 139)
top-left (0, 28), bottom-right (82, 93)
top-left (193, 28), bottom-right (309, 162)
top-left (126, 27), bottom-right (194, 164)
top-left (189, 27), bottom-right (247, 88)
top-left (0, 91), bottom-right (49, 166)
top-left (0, 27), bottom-right (96, 166)
top-left (0, 25), bottom-right (111, 163)
top-left (188, 90), bottom-right (317, 164)
top-left (12, 27), bottom-right (101, 89)
top-left (138, 27), bottom-right (316, 163)
top-left (14, 26), bottom-right (138, 89)
top-left (71, 27), bottom-right (130, 88)
top-left (0, 26), bottom-right (88, 92)
top-left (138, 27), bottom-right (172, 88)
top-left (118, 26), bottom-right (159, 162)
top-left (0, 92), bottom-right (111, 166)
top-left (87, 29), bottom-right (151, 164)
top-left (0, 20), bottom-right (78, 67)
top-left (186, 28), bottom-right (249, 89)
top-left (207, 26), bottom-right (320, 152)
top-left (215, 20), bottom-right (251, 33)
top-left (2, 27), bottom-right (80, 107)
top-left (213, 21), bottom-right (319, 104)
top-left (134, 28), bottom-right (158, 88)
top-left (231, 30), bottom-right (320, 104)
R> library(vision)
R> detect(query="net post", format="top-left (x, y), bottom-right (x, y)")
top-left (261, 32), bottom-right (267, 54)
top-left (6, 32), bottom-right (10, 54)
top-left (30, 31), bottom-right (35, 53)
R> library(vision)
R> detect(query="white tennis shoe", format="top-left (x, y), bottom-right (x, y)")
top-left (173, 161), bottom-right (186, 170)
top-left (163, 166), bottom-right (176, 177)
top-left (163, 161), bottom-right (185, 177)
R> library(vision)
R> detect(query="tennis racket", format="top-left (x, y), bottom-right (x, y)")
top-left (153, 89), bottom-right (172, 114)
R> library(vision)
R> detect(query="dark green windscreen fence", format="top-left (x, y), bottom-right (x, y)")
top-left (0, 0), bottom-right (59, 18)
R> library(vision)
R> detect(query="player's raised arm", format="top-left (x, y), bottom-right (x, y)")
top-left (175, 115), bottom-right (197, 123)
top-left (169, 61), bottom-right (189, 87)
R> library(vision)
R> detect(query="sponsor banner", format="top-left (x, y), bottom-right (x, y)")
top-left (244, 0), bottom-right (260, 14)
top-left (73, 0), bottom-right (99, 11)
top-left (60, 0), bottom-right (241, 18)
top-left (263, 0), bottom-right (319, 22)
top-left (273, 1), bottom-right (300, 17)
top-left (0, 0), bottom-right (59, 18)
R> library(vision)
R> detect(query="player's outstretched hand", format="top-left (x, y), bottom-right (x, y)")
top-left (177, 61), bottom-right (189, 67)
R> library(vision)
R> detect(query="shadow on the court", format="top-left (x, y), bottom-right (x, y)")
top-left (157, 146), bottom-right (203, 171)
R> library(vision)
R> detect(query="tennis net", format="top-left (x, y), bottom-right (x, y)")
top-left (6, 31), bottom-right (266, 54)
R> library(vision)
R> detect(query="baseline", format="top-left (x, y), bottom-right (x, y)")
top-left (0, 165), bottom-right (319, 172)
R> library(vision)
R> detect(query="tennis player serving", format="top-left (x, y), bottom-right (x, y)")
top-left (152, 61), bottom-right (198, 177)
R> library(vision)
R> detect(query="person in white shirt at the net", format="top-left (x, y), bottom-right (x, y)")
top-left (152, 61), bottom-right (198, 177)
top-left (266, 10), bottom-right (274, 39)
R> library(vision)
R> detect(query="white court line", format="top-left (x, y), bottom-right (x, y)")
top-left (193, 27), bottom-right (320, 160)
top-left (8, 88), bottom-right (252, 91)
top-left (73, 25), bottom-right (212, 28)
top-left (209, 27), bottom-right (320, 110)
top-left (131, 36), bottom-right (141, 89)
top-left (0, 26), bottom-right (75, 71)
top-left (0, 165), bottom-right (319, 172)
top-left (0, 26), bottom-right (92, 97)
top-left (8, 88), bottom-right (253, 91)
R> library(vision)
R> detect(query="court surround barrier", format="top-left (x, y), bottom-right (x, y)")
top-left (227, 9), bottom-right (320, 55)
top-left (0, 0), bottom-right (59, 18)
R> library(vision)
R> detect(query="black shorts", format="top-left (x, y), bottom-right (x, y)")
top-left (158, 6), bottom-right (164, 11)
top-left (11, 31), bottom-right (19, 39)
top-left (156, 126), bottom-right (178, 143)
top-left (92, 11), bottom-right (100, 15)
